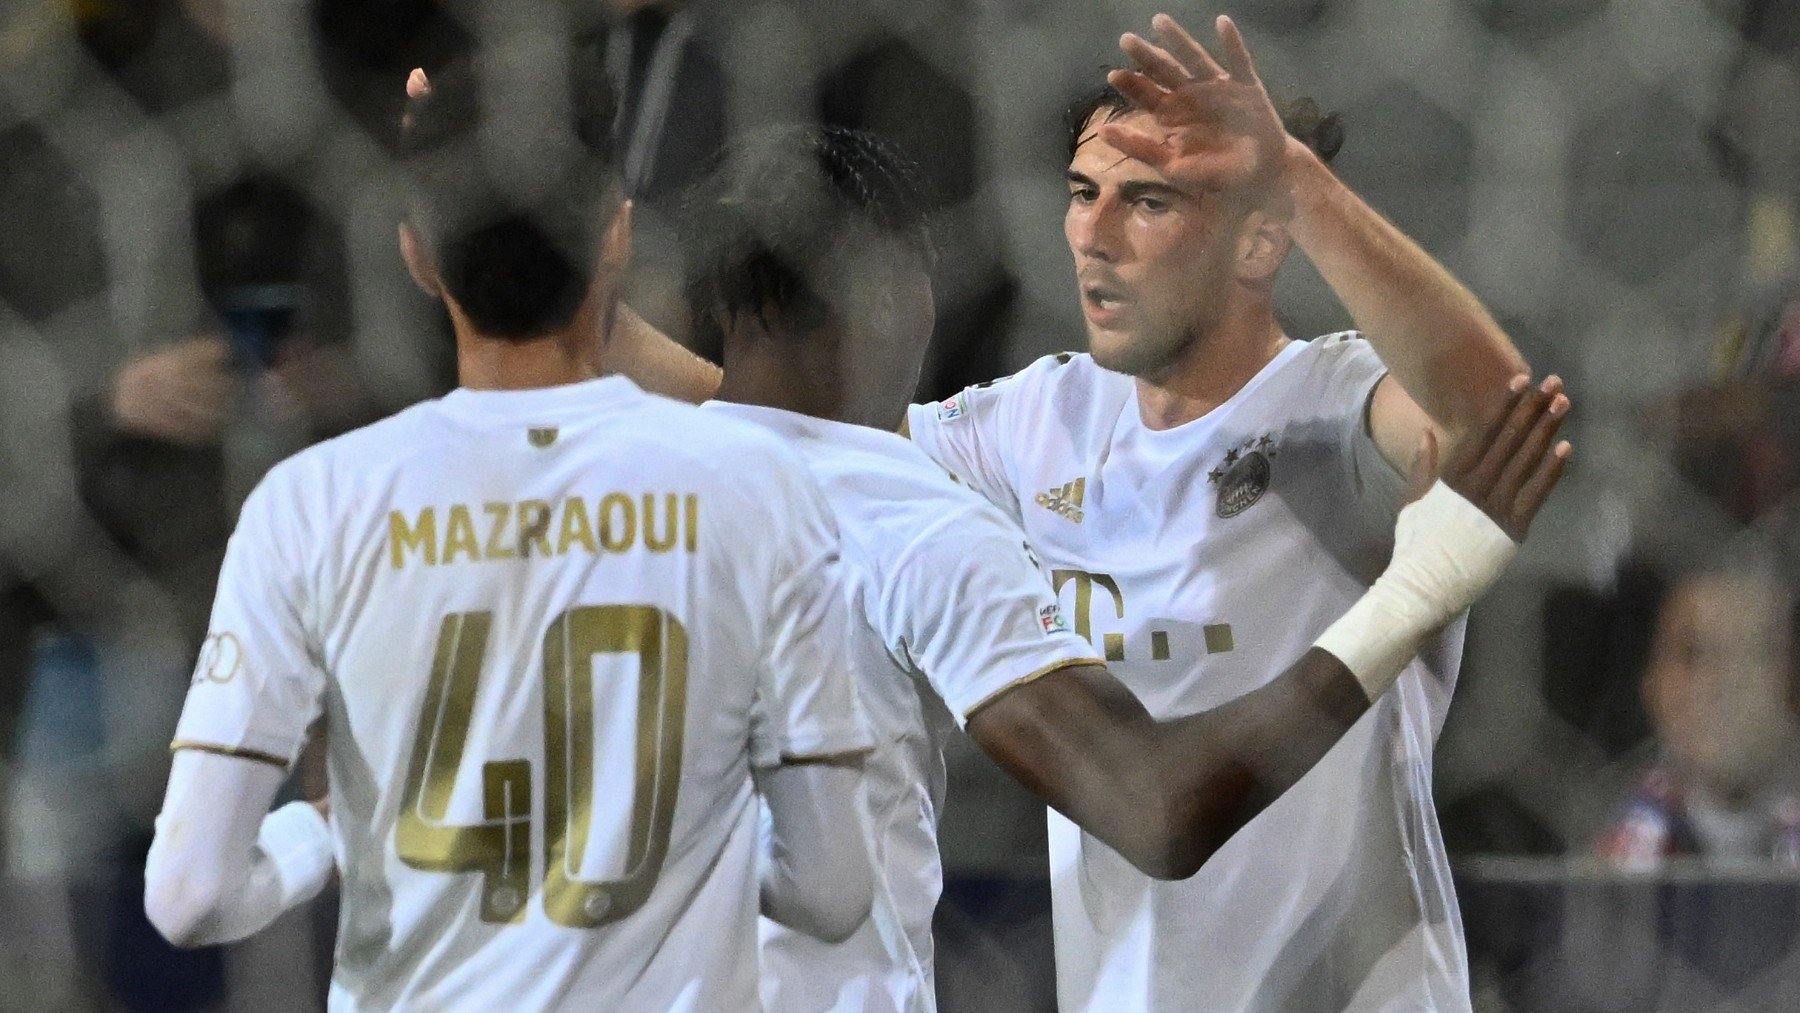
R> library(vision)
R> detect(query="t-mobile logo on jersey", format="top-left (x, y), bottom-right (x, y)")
top-left (1051, 569), bottom-right (1234, 663)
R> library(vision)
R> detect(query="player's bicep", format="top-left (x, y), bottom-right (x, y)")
top-left (883, 516), bottom-right (1099, 727)
top-left (1367, 373), bottom-right (1439, 478)
top-left (965, 664), bottom-right (1166, 860)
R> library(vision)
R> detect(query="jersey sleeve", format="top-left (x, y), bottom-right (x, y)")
top-left (170, 463), bottom-right (326, 769)
top-left (905, 355), bottom-right (1070, 523)
top-left (877, 506), bottom-right (1102, 728)
top-left (749, 456), bottom-right (875, 767)
top-left (1319, 334), bottom-right (1407, 536)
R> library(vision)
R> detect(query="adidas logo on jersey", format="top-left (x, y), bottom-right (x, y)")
top-left (1035, 477), bottom-right (1085, 523)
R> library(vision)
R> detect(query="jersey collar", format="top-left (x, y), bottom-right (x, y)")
top-left (701, 400), bottom-right (917, 457)
top-left (435, 374), bottom-right (646, 426)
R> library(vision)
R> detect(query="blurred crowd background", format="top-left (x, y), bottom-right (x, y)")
top-left (0, 0), bottom-right (1797, 1010)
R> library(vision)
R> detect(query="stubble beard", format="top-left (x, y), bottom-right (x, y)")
top-left (1087, 320), bottom-right (1196, 384)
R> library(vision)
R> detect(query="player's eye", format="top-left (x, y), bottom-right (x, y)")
top-left (1133, 195), bottom-right (1170, 215)
top-left (1068, 185), bottom-right (1097, 204)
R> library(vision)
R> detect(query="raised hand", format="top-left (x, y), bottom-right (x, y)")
top-left (1100, 13), bottom-right (1290, 192)
top-left (1434, 375), bottom-right (1572, 541)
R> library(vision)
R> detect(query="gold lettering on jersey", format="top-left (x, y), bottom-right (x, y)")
top-left (557, 496), bottom-right (597, 555)
top-left (389, 507), bottom-right (439, 568)
top-left (443, 505), bottom-right (481, 564)
top-left (1052, 569), bottom-right (1124, 644)
top-left (642, 493), bottom-right (679, 553)
top-left (1051, 568), bottom-right (1197, 663)
top-left (384, 495), bottom-right (700, 568)
top-left (599, 493), bottom-right (635, 552)
top-left (518, 500), bottom-right (553, 558)
top-left (482, 503), bottom-right (516, 560)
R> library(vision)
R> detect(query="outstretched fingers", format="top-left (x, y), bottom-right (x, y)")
top-left (1094, 119), bottom-right (1173, 168)
top-left (1106, 68), bottom-right (1168, 113)
top-left (1466, 376), bottom-right (1560, 491)
top-left (1214, 15), bottom-right (1262, 85)
top-left (1121, 33), bottom-right (1194, 92)
top-left (1508, 440), bottom-right (1572, 538)
top-left (1150, 12), bottom-right (1226, 80)
top-left (1492, 389), bottom-right (1569, 505)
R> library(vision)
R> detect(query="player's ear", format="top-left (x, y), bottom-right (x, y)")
top-left (398, 223), bottom-right (441, 299)
top-left (1235, 211), bottom-right (1289, 285)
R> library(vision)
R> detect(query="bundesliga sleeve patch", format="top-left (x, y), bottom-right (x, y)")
top-left (1039, 603), bottom-right (1068, 634)
top-left (936, 394), bottom-right (965, 421)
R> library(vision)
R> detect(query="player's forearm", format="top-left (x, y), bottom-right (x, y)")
top-left (145, 752), bottom-right (333, 948)
top-left (1149, 648), bottom-right (1371, 875)
top-left (606, 302), bottom-right (722, 404)
top-left (1284, 144), bottom-right (1527, 435)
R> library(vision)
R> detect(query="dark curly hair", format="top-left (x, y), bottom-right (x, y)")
top-left (680, 125), bottom-right (935, 342)
top-left (398, 53), bottom-right (619, 341)
top-left (1063, 82), bottom-right (1345, 166)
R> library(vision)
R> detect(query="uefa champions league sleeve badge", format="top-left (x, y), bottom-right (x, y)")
top-left (1210, 434), bottom-right (1279, 518)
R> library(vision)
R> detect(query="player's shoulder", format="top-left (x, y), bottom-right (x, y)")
top-left (927, 351), bottom-right (1118, 423)
top-left (1297, 330), bottom-right (1383, 375)
top-left (247, 404), bottom-right (437, 515)
top-left (815, 428), bottom-right (1003, 527)
top-left (823, 440), bottom-right (1030, 585)
top-left (1268, 330), bottom-right (1389, 409)
top-left (638, 397), bottom-right (823, 484)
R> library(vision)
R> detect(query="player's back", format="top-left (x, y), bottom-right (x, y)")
top-left (252, 377), bottom-right (852, 1011)
top-left (703, 402), bottom-right (1099, 1012)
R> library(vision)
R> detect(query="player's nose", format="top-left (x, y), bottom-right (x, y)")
top-left (1066, 198), bottom-right (1119, 264)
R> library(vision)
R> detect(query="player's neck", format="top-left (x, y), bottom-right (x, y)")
top-left (451, 297), bottom-right (609, 391)
top-left (1134, 306), bottom-right (1289, 431)
top-left (714, 326), bottom-right (902, 426)
top-left (715, 346), bottom-right (843, 422)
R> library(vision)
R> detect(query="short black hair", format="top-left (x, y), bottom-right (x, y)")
top-left (1063, 82), bottom-right (1345, 166)
top-left (398, 55), bottom-right (618, 341)
top-left (680, 125), bottom-right (933, 341)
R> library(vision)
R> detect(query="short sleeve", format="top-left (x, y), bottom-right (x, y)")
top-left (905, 356), bottom-right (1072, 522)
top-left (878, 507), bottom-right (1101, 728)
top-left (171, 465), bottom-right (326, 769)
top-left (1318, 334), bottom-right (1407, 536)
top-left (750, 458), bottom-right (875, 767)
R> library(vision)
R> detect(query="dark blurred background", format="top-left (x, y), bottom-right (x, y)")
top-left (1, 1), bottom-right (1797, 1010)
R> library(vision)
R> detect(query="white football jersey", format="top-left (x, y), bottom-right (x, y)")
top-left (171, 376), bottom-right (872, 1012)
top-left (703, 402), bottom-right (1100, 1013)
top-left (908, 336), bottom-right (1471, 1012)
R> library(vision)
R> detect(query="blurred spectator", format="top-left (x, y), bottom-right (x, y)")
top-left (1598, 569), bottom-right (1800, 868)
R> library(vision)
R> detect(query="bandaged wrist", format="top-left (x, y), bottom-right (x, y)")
top-left (1315, 481), bottom-right (1517, 700)
top-left (258, 801), bottom-right (336, 908)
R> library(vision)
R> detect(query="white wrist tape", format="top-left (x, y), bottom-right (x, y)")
top-left (1315, 481), bottom-right (1517, 701)
top-left (257, 801), bottom-right (336, 908)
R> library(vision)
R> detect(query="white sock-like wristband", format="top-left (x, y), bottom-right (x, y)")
top-left (1315, 481), bottom-right (1517, 700)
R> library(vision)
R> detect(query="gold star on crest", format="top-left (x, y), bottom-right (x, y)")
top-left (1223, 448), bottom-right (1240, 466)
top-left (1208, 468), bottom-right (1224, 484)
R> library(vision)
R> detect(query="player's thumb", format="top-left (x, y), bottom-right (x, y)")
top-left (1403, 428), bottom-right (1438, 506)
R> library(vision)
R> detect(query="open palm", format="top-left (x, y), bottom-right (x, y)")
top-left (1099, 14), bottom-right (1289, 192)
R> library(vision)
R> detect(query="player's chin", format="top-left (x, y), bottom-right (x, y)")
top-left (1087, 325), bottom-right (1167, 379)
top-left (1085, 324), bottom-right (1137, 369)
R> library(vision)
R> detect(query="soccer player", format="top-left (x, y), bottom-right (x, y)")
top-left (682, 123), bottom-right (1566, 1012)
top-left (142, 61), bottom-right (877, 1011)
top-left (900, 14), bottom-right (1567, 1010)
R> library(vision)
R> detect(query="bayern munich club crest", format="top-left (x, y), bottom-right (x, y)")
top-left (1210, 434), bottom-right (1279, 519)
